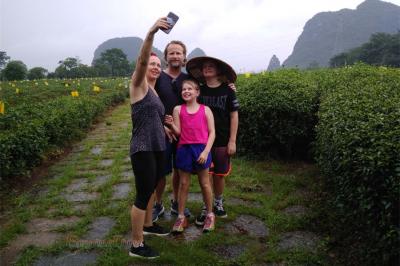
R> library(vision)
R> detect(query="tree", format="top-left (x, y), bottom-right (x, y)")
top-left (55, 57), bottom-right (96, 78)
top-left (329, 52), bottom-right (349, 67)
top-left (55, 57), bottom-right (79, 78)
top-left (58, 57), bottom-right (80, 71)
top-left (330, 32), bottom-right (400, 68)
top-left (0, 51), bottom-right (10, 69)
top-left (359, 32), bottom-right (400, 67)
top-left (129, 60), bottom-right (136, 76)
top-left (92, 59), bottom-right (110, 77)
top-left (93, 48), bottom-right (130, 77)
top-left (3, 60), bottom-right (28, 80)
top-left (28, 67), bottom-right (48, 80)
top-left (47, 72), bottom-right (56, 79)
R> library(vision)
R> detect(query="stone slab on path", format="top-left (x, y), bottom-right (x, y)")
top-left (82, 217), bottom-right (116, 240)
top-left (62, 191), bottom-right (100, 202)
top-left (72, 204), bottom-right (90, 214)
top-left (90, 146), bottom-right (103, 155)
top-left (212, 244), bottom-right (247, 260)
top-left (33, 251), bottom-right (99, 266)
top-left (26, 217), bottom-right (80, 233)
top-left (111, 183), bottom-right (131, 200)
top-left (100, 159), bottom-right (114, 167)
top-left (277, 231), bottom-right (320, 253)
top-left (170, 225), bottom-right (203, 242)
top-left (65, 179), bottom-right (88, 192)
top-left (92, 174), bottom-right (112, 188)
top-left (121, 170), bottom-right (134, 181)
top-left (225, 215), bottom-right (269, 239)
top-left (0, 232), bottom-right (64, 266)
top-left (282, 205), bottom-right (309, 218)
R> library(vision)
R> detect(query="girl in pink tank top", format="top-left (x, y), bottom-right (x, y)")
top-left (164, 79), bottom-right (216, 233)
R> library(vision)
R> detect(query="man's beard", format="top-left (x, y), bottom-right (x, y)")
top-left (169, 61), bottom-right (182, 68)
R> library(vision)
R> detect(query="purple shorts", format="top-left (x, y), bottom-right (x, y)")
top-left (176, 144), bottom-right (212, 173)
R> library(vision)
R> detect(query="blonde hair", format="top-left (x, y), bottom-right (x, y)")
top-left (182, 79), bottom-right (200, 91)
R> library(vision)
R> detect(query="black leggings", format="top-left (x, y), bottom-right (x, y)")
top-left (130, 151), bottom-right (165, 210)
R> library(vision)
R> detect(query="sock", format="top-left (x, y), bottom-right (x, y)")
top-left (133, 242), bottom-right (144, 248)
top-left (214, 195), bottom-right (223, 204)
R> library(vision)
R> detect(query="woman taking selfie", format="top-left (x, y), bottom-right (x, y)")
top-left (128, 17), bottom-right (171, 259)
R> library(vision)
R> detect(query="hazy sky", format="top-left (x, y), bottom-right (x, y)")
top-left (1, 0), bottom-right (399, 73)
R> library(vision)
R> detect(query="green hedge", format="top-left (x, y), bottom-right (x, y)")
top-left (236, 69), bottom-right (319, 159)
top-left (315, 65), bottom-right (400, 264)
top-left (0, 79), bottom-right (127, 178)
top-left (235, 65), bottom-right (399, 263)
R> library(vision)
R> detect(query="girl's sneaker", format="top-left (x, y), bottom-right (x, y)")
top-left (203, 213), bottom-right (215, 233)
top-left (195, 206), bottom-right (207, 226)
top-left (172, 217), bottom-right (188, 233)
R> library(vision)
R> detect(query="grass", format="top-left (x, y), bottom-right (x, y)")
top-left (0, 100), bottom-right (329, 265)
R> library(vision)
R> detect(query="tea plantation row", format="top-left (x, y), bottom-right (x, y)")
top-left (0, 78), bottom-right (128, 178)
top-left (236, 64), bottom-right (399, 265)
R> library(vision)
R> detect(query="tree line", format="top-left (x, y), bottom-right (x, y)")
top-left (1, 31), bottom-right (398, 81)
top-left (329, 32), bottom-right (400, 68)
top-left (0, 48), bottom-right (135, 81)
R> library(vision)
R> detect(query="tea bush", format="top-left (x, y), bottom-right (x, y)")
top-left (0, 78), bottom-right (127, 178)
top-left (236, 65), bottom-right (399, 264)
top-left (315, 65), bottom-right (400, 264)
top-left (236, 69), bottom-right (319, 159)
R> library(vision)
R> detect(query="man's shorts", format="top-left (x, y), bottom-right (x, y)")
top-left (209, 146), bottom-right (231, 177)
top-left (163, 138), bottom-right (177, 176)
top-left (176, 144), bottom-right (212, 173)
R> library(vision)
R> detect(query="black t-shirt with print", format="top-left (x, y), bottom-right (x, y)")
top-left (198, 83), bottom-right (239, 147)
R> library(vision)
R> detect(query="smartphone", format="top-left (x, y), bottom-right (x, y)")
top-left (161, 12), bottom-right (179, 34)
